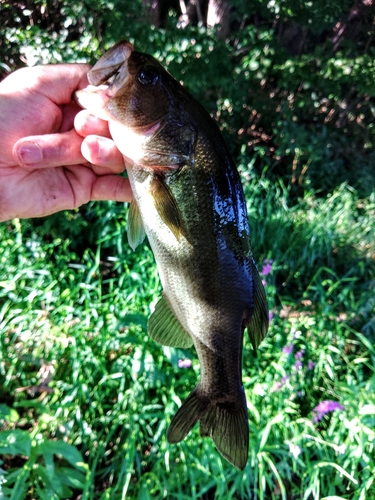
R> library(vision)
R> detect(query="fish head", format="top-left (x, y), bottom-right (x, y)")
top-left (75, 40), bottom-right (196, 168)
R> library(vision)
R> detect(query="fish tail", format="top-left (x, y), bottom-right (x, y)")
top-left (167, 386), bottom-right (249, 470)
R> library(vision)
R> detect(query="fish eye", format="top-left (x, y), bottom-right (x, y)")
top-left (137, 67), bottom-right (160, 86)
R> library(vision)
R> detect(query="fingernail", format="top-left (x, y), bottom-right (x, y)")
top-left (17, 141), bottom-right (43, 165)
top-left (95, 137), bottom-right (111, 162)
top-left (81, 114), bottom-right (102, 135)
top-left (86, 114), bottom-right (100, 127)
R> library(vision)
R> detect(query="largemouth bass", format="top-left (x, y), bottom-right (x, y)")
top-left (75, 41), bottom-right (269, 470)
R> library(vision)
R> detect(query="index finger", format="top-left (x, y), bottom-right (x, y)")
top-left (37, 64), bottom-right (92, 105)
top-left (0, 64), bottom-right (92, 105)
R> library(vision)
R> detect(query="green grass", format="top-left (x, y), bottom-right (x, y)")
top-left (1, 177), bottom-right (374, 499)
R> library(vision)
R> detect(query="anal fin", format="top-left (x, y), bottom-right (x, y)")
top-left (148, 295), bottom-right (193, 348)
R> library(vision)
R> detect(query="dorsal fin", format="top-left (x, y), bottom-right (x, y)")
top-left (127, 200), bottom-right (146, 250)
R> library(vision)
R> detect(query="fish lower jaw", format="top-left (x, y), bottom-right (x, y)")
top-left (74, 85), bottom-right (112, 121)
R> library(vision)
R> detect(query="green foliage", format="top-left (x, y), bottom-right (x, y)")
top-left (1, 1), bottom-right (375, 498)
top-left (244, 176), bottom-right (375, 300)
top-left (0, 426), bottom-right (87, 500)
top-left (1, 179), bottom-right (374, 498)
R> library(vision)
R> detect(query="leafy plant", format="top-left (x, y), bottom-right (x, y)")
top-left (0, 415), bottom-right (87, 500)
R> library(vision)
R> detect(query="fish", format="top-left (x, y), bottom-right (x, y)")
top-left (75, 40), bottom-right (269, 470)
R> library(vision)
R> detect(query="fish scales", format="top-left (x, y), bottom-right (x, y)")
top-left (75, 40), bottom-right (269, 470)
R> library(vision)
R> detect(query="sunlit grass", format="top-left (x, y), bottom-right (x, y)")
top-left (1, 179), bottom-right (374, 499)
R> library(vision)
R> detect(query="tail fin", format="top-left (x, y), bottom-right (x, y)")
top-left (167, 386), bottom-right (249, 470)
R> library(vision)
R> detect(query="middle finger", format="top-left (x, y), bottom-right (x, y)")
top-left (81, 135), bottom-right (125, 175)
top-left (75, 109), bottom-right (111, 138)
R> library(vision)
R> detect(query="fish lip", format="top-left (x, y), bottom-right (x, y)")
top-left (88, 40), bottom-right (134, 98)
top-left (73, 84), bottom-right (114, 121)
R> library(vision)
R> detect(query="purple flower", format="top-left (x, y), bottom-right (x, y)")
top-left (295, 349), bottom-right (305, 360)
top-left (312, 400), bottom-right (345, 423)
top-left (273, 375), bottom-right (290, 391)
top-left (282, 344), bottom-right (294, 355)
top-left (178, 359), bottom-right (192, 369)
top-left (294, 360), bottom-right (303, 371)
top-left (308, 361), bottom-right (316, 370)
top-left (261, 260), bottom-right (273, 276)
top-left (268, 311), bottom-right (274, 322)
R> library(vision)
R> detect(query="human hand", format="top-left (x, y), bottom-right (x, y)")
top-left (0, 64), bottom-right (131, 222)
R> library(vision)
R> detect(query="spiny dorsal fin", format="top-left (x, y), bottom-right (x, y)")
top-left (148, 295), bottom-right (193, 348)
top-left (149, 176), bottom-right (186, 242)
top-left (127, 200), bottom-right (146, 250)
top-left (246, 260), bottom-right (269, 351)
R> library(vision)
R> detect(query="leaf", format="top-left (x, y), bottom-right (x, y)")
top-left (117, 312), bottom-right (148, 330)
top-left (0, 430), bottom-right (31, 457)
top-left (321, 497), bottom-right (347, 500)
top-left (55, 467), bottom-right (86, 490)
top-left (35, 483), bottom-right (60, 500)
top-left (359, 404), bottom-right (375, 415)
top-left (9, 460), bottom-right (33, 500)
top-left (261, 452), bottom-right (287, 500)
top-left (258, 413), bottom-right (284, 451)
top-left (38, 440), bottom-right (85, 471)
top-left (36, 464), bottom-right (65, 498)
top-left (0, 404), bottom-right (20, 424)
top-left (316, 462), bottom-right (358, 485)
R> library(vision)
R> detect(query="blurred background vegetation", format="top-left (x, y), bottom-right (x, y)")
top-left (0, 1), bottom-right (375, 499)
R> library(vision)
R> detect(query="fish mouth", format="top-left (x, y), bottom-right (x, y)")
top-left (88, 40), bottom-right (134, 98)
top-left (74, 41), bottom-right (135, 120)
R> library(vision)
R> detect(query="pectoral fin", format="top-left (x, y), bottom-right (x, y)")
top-left (127, 200), bottom-right (146, 250)
top-left (149, 295), bottom-right (193, 348)
top-left (246, 260), bottom-right (269, 350)
top-left (150, 176), bottom-right (186, 242)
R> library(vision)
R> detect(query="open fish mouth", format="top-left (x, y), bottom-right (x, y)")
top-left (74, 42), bottom-right (134, 118)
top-left (88, 40), bottom-right (134, 97)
